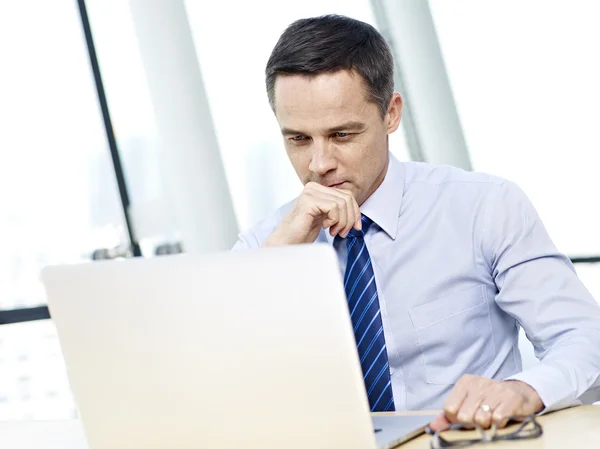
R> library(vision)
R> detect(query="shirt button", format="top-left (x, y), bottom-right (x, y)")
top-left (390, 368), bottom-right (395, 375)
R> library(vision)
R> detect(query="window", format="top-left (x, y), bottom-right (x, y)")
top-left (574, 264), bottom-right (600, 303)
top-left (85, 0), bottom-right (180, 255)
top-left (184, 0), bottom-right (411, 231)
top-left (429, 0), bottom-right (600, 301)
top-left (0, 0), bottom-right (130, 418)
top-left (429, 0), bottom-right (600, 256)
top-left (0, 1), bottom-right (129, 310)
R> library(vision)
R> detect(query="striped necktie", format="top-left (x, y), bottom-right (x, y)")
top-left (341, 215), bottom-right (395, 412)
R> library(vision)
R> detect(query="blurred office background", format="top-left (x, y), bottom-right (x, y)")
top-left (0, 0), bottom-right (598, 419)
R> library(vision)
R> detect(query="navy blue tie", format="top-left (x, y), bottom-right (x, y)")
top-left (341, 215), bottom-right (395, 412)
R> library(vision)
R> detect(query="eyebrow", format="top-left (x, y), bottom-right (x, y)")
top-left (281, 121), bottom-right (366, 136)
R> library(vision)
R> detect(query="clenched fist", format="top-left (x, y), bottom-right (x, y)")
top-left (429, 375), bottom-right (544, 431)
top-left (263, 182), bottom-right (362, 246)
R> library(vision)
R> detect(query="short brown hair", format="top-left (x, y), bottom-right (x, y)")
top-left (265, 14), bottom-right (394, 117)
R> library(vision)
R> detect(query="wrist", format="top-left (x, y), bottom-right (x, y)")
top-left (262, 233), bottom-right (288, 247)
top-left (504, 380), bottom-right (544, 412)
top-left (262, 225), bottom-right (298, 247)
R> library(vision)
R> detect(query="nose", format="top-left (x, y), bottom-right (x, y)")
top-left (308, 139), bottom-right (337, 176)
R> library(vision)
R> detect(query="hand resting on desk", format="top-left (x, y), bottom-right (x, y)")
top-left (428, 374), bottom-right (543, 431)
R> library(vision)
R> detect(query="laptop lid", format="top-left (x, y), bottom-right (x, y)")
top-left (41, 244), bottom-right (379, 449)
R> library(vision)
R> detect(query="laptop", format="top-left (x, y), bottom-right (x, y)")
top-left (41, 244), bottom-right (436, 449)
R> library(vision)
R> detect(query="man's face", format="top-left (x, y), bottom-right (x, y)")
top-left (273, 70), bottom-right (402, 206)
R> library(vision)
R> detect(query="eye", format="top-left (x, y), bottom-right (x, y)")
top-left (290, 135), bottom-right (307, 142)
top-left (334, 132), bottom-right (351, 139)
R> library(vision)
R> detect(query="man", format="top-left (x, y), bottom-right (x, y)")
top-left (232, 14), bottom-right (600, 430)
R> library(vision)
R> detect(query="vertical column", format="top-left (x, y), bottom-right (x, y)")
top-left (371, 0), bottom-right (472, 170)
top-left (128, 0), bottom-right (239, 253)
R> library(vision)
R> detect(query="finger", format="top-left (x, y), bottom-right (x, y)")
top-left (473, 399), bottom-right (503, 429)
top-left (455, 391), bottom-right (485, 424)
top-left (496, 417), bottom-right (510, 429)
top-left (443, 379), bottom-right (469, 423)
top-left (455, 378), bottom-right (495, 425)
top-left (330, 189), bottom-right (361, 231)
top-left (329, 197), bottom-right (348, 237)
top-left (351, 195), bottom-right (361, 231)
top-left (473, 384), bottom-right (506, 429)
top-left (428, 413), bottom-right (451, 433)
top-left (308, 191), bottom-right (352, 236)
top-left (308, 184), bottom-right (361, 233)
top-left (343, 194), bottom-right (359, 237)
top-left (319, 188), bottom-right (357, 237)
top-left (313, 198), bottom-right (339, 230)
top-left (336, 193), bottom-right (355, 238)
top-left (473, 405), bottom-right (493, 429)
top-left (492, 395), bottom-right (526, 428)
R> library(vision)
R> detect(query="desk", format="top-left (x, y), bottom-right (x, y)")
top-left (0, 419), bottom-right (87, 449)
top-left (0, 405), bottom-right (597, 448)
top-left (396, 405), bottom-right (600, 448)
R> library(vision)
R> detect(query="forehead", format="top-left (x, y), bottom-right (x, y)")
top-left (273, 70), bottom-right (376, 129)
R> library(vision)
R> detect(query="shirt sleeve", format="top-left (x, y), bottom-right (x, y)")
top-left (481, 180), bottom-right (600, 412)
top-left (231, 231), bottom-right (261, 251)
top-left (230, 205), bottom-right (289, 251)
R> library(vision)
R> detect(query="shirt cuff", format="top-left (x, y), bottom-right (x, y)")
top-left (504, 364), bottom-right (581, 413)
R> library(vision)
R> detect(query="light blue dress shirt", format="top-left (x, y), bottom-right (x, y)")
top-left (232, 153), bottom-right (600, 412)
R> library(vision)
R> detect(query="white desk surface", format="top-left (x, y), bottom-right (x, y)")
top-left (2, 405), bottom-right (599, 449)
top-left (0, 420), bottom-right (87, 449)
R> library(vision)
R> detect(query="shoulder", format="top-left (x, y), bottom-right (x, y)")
top-left (399, 162), bottom-right (530, 220)
top-left (402, 161), bottom-right (507, 188)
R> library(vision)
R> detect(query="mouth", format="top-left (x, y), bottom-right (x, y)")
top-left (327, 182), bottom-right (346, 189)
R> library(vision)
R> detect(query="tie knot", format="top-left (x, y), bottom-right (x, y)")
top-left (347, 214), bottom-right (374, 238)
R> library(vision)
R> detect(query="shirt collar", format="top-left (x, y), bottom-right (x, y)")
top-left (325, 152), bottom-right (405, 244)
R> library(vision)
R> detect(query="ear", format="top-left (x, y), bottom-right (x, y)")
top-left (385, 93), bottom-right (403, 134)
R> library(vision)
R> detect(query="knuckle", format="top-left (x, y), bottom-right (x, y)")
top-left (339, 189), bottom-right (354, 202)
top-left (489, 379), bottom-right (502, 389)
top-left (443, 401), bottom-right (456, 413)
top-left (477, 376), bottom-right (491, 386)
top-left (457, 374), bottom-right (473, 385)
top-left (476, 393), bottom-right (489, 405)
top-left (457, 411), bottom-right (471, 423)
top-left (474, 413), bottom-right (488, 426)
top-left (493, 410), bottom-right (509, 422)
top-left (506, 390), bottom-right (519, 401)
top-left (493, 380), bottom-right (506, 391)
top-left (299, 188), bottom-right (314, 200)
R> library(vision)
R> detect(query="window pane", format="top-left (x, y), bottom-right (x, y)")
top-left (85, 0), bottom-right (180, 255)
top-left (0, 1), bottom-right (128, 310)
top-left (574, 264), bottom-right (600, 306)
top-left (429, 0), bottom-right (600, 257)
top-left (185, 1), bottom-right (411, 230)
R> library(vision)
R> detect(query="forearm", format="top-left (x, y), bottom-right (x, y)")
top-left (506, 330), bottom-right (600, 412)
